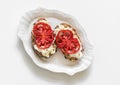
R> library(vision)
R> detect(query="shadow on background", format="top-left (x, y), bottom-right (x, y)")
top-left (17, 38), bottom-right (92, 85)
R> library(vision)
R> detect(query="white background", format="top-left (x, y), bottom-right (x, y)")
top-left (0, 0), bottom-right (120, 85)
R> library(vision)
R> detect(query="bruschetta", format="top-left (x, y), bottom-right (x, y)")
top-left (54, 23), bottom-right (83, 62)
top-left (31, 18), bottom-right (57, 58)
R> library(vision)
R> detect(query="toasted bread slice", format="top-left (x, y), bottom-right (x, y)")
top-left (54, 23), bottom-right (83, 62)
top-left (31, 18), bottom-right (57, 59)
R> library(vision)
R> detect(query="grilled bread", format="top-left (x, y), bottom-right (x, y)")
top-left (31, 18), bottom-right (57, 59)
top-left (54, 23), bottom-right (83, 62)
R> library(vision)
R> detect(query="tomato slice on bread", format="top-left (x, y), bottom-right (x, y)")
top-left (32, 22), bottom-right (54, 49)
top-left (61, 38), bottom-right (80, 54)
top-left (56, 30), bottom-right (73, 40)
top-left (55, 29), bottom-right (80, 54)
top-left (56, 30), bottom-right (73, 48)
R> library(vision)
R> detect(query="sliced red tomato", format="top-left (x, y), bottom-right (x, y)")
top-left (55, 38), bottom-right (66, 48)
top-left (61, 38), bottom-right (80, 54)
top-left (56, 29), bottom-right (80, 54)
top-left (33, 22), bottom-right (54, 49)
top-left (33, 22), bottom-right (52, 37)
top-left (56, 30), bottom-right (73, 40)
top-left (55, 30), bottom-right (73, 48)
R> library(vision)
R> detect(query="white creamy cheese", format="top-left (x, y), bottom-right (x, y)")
top-left (54, 24), bottom-right (83, 59)
top-left (38, 20), bottom-right (48, 23)
top-left (68, 50), bottom-right (83, 59)
top-left (34, 19), bottom-right (48, 25)
top-left (34, 44), bottom-right (56, 58)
